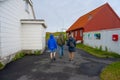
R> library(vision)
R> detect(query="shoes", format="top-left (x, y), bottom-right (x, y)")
top-left (69, 59), bottom-right (73, 61)
top-left (50, 59), bottom-right (54, 62)
top-left (53, 58), bottom-right (56, 61)
top-left (69, 59), bottom-right (71, 61)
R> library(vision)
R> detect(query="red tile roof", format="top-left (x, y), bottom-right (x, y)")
top-left (66, 3), bottom-right (120, 32)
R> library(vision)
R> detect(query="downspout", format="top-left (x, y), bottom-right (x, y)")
top-left (27, 0), bottom-right (36, 19)
top-left (31, 5), bottom-right (36, 19)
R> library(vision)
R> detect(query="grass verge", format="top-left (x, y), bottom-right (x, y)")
top-left (100, 61), bottom-right (120, 80)
top-left (76, 43), bottom-right (120, 58)
top-left (0, 62), bottom-right (5, 70)
top-left (12, 51), bottom-right (25, 61)
top-left (34, 50), bottom-right (41, 55)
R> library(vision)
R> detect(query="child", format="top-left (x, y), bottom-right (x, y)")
top-left (48, 34), bottom-right (57, 62)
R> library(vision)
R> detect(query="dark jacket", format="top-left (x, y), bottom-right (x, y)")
top-left (67, 37), bottom-right (76, 52)
top-left (48, 34), bottom-right (57, 51)
top-left (57, 35), bottom-right (65, 46)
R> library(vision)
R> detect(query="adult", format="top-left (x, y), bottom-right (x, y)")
top-left (48, 34), bottom-right (57, 61)
top-left (67, 34), bottom-right (76, 61)
top-left (57, 33), bottom-right (65, 58)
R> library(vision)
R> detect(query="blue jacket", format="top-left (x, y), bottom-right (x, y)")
top-left (48, 34), bottom-right (57, 50)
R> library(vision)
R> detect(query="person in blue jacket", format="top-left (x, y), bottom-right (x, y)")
top-left (67, 34), bottom-right (76, 61)
top-left (48, 34), bottom-right (57, 61)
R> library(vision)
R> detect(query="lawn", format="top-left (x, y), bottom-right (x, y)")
top-left (100, 61), bottom-right (120, 80)
top-left (76, 43), bottom-right (120, 58)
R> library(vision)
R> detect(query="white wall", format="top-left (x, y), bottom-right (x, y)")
top-left (21, 23), bottom-right (46, 50)
top-left (41, 26), bottom-right (46, 50)
top-left (0, 0), bottom-right (34, 58)
top-left (83, 29), bottom-right (120, 54)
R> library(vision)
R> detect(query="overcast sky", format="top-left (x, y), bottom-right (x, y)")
top-left (32, 0), bottom-right (120, 32)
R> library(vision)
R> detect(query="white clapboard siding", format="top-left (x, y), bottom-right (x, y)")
top-left (0, 0), bottom-right (34, 58)
top-left (21, 22), bottom-right (46, 50)
top-left (83, 29), bottom-right (120, 54)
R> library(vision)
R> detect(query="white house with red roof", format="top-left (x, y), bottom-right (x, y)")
top-left (66, 3), bottom-right (120, 54)
top-left (0, 0), bottom-right (47, 64)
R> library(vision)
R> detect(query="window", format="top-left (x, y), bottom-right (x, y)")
top-left (88, 33), bottom-right (92, 39)
top-left (94, 33), bottom-right (101, 39)
top-left (80, 30), bottom-right (83, 37)
top-left (71, 32), bottom-right (73, 37)
top-left (75, 31), bottom-right (77, 37)
top-left (88, 14), bottom-right (93, 20)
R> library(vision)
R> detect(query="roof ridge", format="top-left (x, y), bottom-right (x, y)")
top-left (105, 3), bottom-right (120, 22)
top-left (66, 3), bottom-right (107, 32)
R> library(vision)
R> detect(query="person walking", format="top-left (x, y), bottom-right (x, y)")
top-left (67, 34), bottom-right (76, 61)
top-left (57, 33), bottom-right (65, 58)
top-left (48, 34), bottom-right (57, 62)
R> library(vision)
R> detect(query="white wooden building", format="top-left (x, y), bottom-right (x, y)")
top-left (21, 19), bottom-right (46, 53)
top-left (0, 0), bottom-right (47, 64)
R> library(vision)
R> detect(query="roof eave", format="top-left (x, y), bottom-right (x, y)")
top-left (20, 19), bottom-right (47, 28)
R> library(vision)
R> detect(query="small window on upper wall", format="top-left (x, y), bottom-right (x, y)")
top-left (94, 33), bottom-right (101, 39)
top-left (25, 0), bottom-right (29, 13)
top-left (88, 14), bottom-right (93, 20)
top-left (87, 33), bottom-right (92, 39)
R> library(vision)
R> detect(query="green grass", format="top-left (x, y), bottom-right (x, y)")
top-left (12, 51), bottom-right (25, 61)
top-left (100, 61), bottom-right (120, 80)
top-left (34, 50), bottom-right (41, 55)
top-left (0, 62), bottom-right (4, 70)
top-left (76, 43), bottom-right (120, 58)
top-left (12, 50), bottom-right (42, 61)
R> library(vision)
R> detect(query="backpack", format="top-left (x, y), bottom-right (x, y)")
top-left (57, 38), bottom-right (62, 46)
top-left (57, 37), bottom-right (65, 46)
top-left (69, 40), bottom-right (75, 47)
